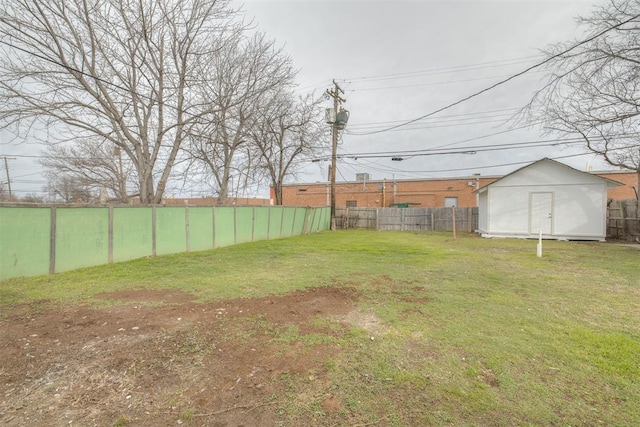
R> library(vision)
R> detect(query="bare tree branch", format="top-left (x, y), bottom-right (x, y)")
top-left (186, 32), bottom-right (297, 205)
top-left (523, 0), bottom-right (640, 202)
top-left (0, 0), bottom-right (241, 203)
top-left (250, 92), bottom-right (328, 205)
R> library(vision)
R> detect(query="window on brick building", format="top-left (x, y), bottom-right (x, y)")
top-left (444, 197), bottom-right (458, 208)
top-left (346, 200), bottom-right (357, 208)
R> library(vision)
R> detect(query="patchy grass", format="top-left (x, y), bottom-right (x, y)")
top-left (1, 230), bottom-right (639, 426)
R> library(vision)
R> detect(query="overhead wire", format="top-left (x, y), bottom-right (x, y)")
top-left (352, 145), bottom-right (635, 176)
top-left (338, 55), bottom-right (543, 83)
top-left (347, 113), bottom-right (517, 132)
top-left (345, 11), bottom-right (640, 136)
top-left (311, 137), bottom-right (584, 162)
top-left (347, 108), bottom-right (520, 128)
top-left (347, 71), bottom-right (545, 92)
top-left (329, 132), bottom-right (640, 159)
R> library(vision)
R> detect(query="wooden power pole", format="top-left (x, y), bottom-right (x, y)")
top-left (3, 156), bottom-right (15, 201)
top-left (326, 80), bottom-right (346, 230)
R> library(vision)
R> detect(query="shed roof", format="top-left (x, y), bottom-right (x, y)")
top-left (475, 158), bottom-right (623, 194)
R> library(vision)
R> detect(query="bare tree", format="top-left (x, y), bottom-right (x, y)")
top-left (40, 139), bottom-right (132, 203)
top-left (526, 0), bottom-right (640, 200)
top-left (186, 32), bottom-right (296, 205)
top-left (0, 181), bottom-right (7, 201)
top-left (20, 193), bottom-right (45, 203)
top-left (251, 92), bottom-right (327, 205)
top-left (43, 174), bottom-right (94, 203)
top-left (0, 0), bottom-right (241, 204)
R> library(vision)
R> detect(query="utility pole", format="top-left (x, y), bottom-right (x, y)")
top-left (326, 80), bottom-right (347, 230)
top-left (3, 156), bottom-right (16, 201)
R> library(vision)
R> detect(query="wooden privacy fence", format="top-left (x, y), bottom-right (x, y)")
top-left (335, 207), bottom-right (478, 232)
top-left (608, 199), bottom-right (640, 240)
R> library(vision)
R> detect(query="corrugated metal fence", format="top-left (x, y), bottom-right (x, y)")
top-left (0, 205), bottom-right (330, 280)
top-left (336, 207), bottom-right (478, 232)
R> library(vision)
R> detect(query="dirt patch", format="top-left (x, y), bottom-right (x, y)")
top-left (0, 286), bottom-right (358, 426)
top-left (334, 308), bottom-right (390, 335)
top-left (94, 289), bottom-right (197, 304)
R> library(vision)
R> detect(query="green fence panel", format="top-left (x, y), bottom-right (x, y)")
top-left (188, 207), bottom-right (214, 252)
top-left (214, 207), bottom-right (235, 248)
top-left (0, 207), bottom-right (51, 280)
top-left (253, 207), bottom-right (270, 241)
top-left (112, 207), bottom-right (152, 263)
top-left (55, 208), bottom-right (109, 273)
top-left (156, 207), bottom-right (187, 256)
top-left (307, 208), bottom-right (317, 233)
top-left (235, 207), bottom-right (254, 244)
top-left (292, 208), bottom-right (306, 235)
top-left (310, 208), bottom-right (329, 233)
top-left (320, 208), bottom-right (330, 231)
top-left (1, 205), bottom-right (328, 280)
top-left (280, 208), bottom-right (295, 238)
top-left (269, 207), bottom-right (284, 239)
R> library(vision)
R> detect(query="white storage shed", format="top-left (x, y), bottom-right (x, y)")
top-left (476, 158), bottom-right (621, 241)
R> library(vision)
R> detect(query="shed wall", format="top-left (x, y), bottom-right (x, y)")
top-left (477, 191), bottom-right (488, 232)
top-left (486, 183), bottom-right (607, 239)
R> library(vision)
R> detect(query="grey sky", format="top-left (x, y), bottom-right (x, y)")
top-left (2, 0), bottom-right (610, 198)
top-left (237, 0), bottom-right (608, 186)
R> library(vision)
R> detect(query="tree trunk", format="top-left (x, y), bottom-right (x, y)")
top-left (273, 182), bottom-right (282, 205)
top-left (635, 168), bottom-right (640, 218)
top-left (139, 173), bottom-right (156, 205)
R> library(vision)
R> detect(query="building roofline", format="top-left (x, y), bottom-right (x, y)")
top-left (283, 166), bottom-right (635, 188)
top-left (589, 169), bottom-right (637, 175)
top-left (282, 174), bottom-right (502, 187)
top-left (474, 158), bottom-right (624, 193)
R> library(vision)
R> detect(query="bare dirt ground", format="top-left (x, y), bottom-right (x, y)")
top-left (0, 286), bottom-right (361, 426)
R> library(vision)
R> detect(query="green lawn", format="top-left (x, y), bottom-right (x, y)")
top-left (1, 230), bottom-right (639, 426)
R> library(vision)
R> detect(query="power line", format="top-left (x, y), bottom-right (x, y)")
top-left (347, 12), bottom-right (640, 136)
top-left (338, 55), bottom-right (543, 83)
top-left (347, 71), bottom-right (545, 93)
top-left (331, 133), bottom-right (640, 159)
top-left (310, 136), bottom-right (593, 162)
top-left (347, 113), bottom-right (516, 131)
top-left (347, 108), bottom-right (520, 128)
top-left (355, 147), bottom-right (632, 176)
top-left (349, 117), bottom-right (513, 133)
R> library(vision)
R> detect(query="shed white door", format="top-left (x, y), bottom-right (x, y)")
top-left (530, 192), bottom-right (553, 234)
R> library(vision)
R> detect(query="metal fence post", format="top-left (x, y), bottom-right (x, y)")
top-left (108, 206), bottom-right (114, 263)
top-left (212, 206), bottom-right (217, 249)
top-left (49, 207), bottom-right (57, 274)
top-left (152, 205), bottom-right (157, 256)
top-left (185, 204), bottom-right (190, 253)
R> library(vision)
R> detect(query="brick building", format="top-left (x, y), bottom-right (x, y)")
top-left (591, 170), bottom-right (638, 201)
top-left (276, 170), bottom-right (637, 208)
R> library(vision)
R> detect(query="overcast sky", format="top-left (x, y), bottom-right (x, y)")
top-left (3, 0), bottom-right (612, 198)
top-left (236, 0), bottom-right (609, 186)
